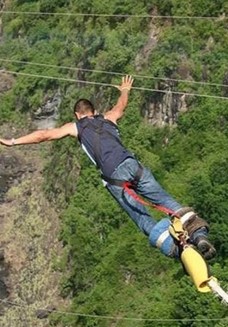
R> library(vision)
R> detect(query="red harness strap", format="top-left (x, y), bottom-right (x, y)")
top-left (123, 181), bottom-right (178, 217)
top-left (102, 164), bottom-right (179, 218)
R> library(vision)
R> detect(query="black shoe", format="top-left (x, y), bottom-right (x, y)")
top-left (194, 236), bottom-right (216, 260)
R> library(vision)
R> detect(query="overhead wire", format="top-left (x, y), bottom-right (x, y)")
top-left (0, 298), bottom-right (228, 322)
top-left (0, 58), bottom-right (227, 89)
top-left (0, 10), bottom-right (227, 101)
top-left (0, 11), bottom-right (227, 20)
top-left (1, 70), bottom-right (228, 101)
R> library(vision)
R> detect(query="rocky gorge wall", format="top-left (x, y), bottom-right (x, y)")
top-left (0, 125), bottom-right (66, 327)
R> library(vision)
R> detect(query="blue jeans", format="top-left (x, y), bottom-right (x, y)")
top-left (106, 158), bottom-right (182, 236)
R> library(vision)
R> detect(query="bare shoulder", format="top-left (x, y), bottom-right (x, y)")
top-left (60, 122), bottom-right (78, 137)
top-left (104, 111), bottom-right (118, 125)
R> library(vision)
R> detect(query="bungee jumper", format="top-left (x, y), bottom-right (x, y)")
top-left (1, 75), bottom-right (227, 302)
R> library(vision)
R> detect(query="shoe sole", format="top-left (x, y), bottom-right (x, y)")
top-left (197, 239), bottom-right (216, 260)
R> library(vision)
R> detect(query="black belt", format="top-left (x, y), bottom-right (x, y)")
top-left (101, 163), bottom-right (143, 188)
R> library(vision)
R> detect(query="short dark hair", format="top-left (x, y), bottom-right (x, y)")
top-left (74, 99), bottom-right (95, 115)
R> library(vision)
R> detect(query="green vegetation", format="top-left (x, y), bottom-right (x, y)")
top-left (1, 0), bottom-right (228, 326)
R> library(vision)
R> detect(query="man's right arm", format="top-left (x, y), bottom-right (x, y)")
top-left (0, 122), bottom-right (78, 147)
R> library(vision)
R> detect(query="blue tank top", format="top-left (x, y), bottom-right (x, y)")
top-left (76, 115), bottom-right (134, 177)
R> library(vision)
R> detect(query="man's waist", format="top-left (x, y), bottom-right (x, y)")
top-left (101, 157), bottom-right (143, 187)
top-left (100, 154), bottom-right (135, 178)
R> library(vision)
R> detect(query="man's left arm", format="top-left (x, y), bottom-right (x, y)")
top-left (0, 122), bottom-right (78, 147)
top-left (105, 75), bottom-right (134, 124)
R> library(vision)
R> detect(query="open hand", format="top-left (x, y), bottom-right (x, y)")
top-left (114, 75), bottom-right (134, 92)
top-left (0, 138), bottom-right (13, 147)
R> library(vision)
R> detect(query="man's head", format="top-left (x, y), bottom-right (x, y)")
top-left (74, 99), bottom-right (95, 120)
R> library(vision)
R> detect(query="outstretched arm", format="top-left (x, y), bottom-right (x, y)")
top-left (105, 75), bottom-right (134, 124)
top-left (0, 122), bottom-right (78, 147)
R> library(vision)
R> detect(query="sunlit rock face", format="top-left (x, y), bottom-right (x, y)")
top-left (32, 91), bottom-right (61, 129)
